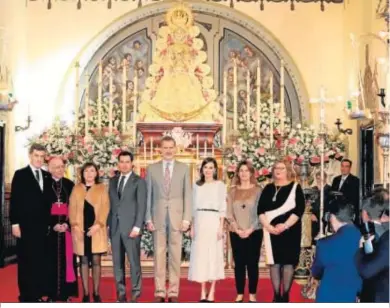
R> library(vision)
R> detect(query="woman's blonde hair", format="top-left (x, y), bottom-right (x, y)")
top-left (271, 159), bottom-right (296, 181)
top-left (232, 160), bottom-right (257, 186)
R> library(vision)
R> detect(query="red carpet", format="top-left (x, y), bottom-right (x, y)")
top-left (0, 265), bottom-right (311, 303)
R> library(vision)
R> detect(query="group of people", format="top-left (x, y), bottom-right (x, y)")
top-left (9, 135), bottom-right (387, 303)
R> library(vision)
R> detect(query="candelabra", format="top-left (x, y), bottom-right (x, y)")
top-left (334, 118), bottom-right (353, 135)
top-left (15, 115), bottom-right (32, 132)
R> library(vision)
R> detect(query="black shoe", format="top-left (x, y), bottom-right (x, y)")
top-left (281, 293), bottom-right (289, 303)
top-left (116, 295), bottom-right (127, 303)
top-left (235, 300), bottom-right (243, 303)
top-left (272, 294), bottom-right (281, 303)
top-left (93, 294), bottom-right (102, 303)
top-left (200, 299), bottom-right (208, 302)
top-left (46, 297), bottom-right (55, 302)
top-left (82, 295), bottom-right (90, 303)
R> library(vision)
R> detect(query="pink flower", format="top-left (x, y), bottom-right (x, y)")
top-left (233, 145), bottom-right (242, 157)
top-left (256, 147), bottom-right (266, 156)
top-left (310, 156), bottom-right (321, 164)
top-left (254, 169), bottom-right (260, 178)
top-left (335, 152), bottom-right (341, 159)
top-left (112, 148), bottom-right (121, 156)
top-left (65, 137), bottom-right (72, 145)
top-left (289, 138), bottom-right (298, 145)
top-left (260, 168), bottom-right (270, 176)
top-left (63, 153), bottom-right (69, 160)
top-left (87, 146), bottom-right (93, 154)
top-left (287, 154), bottom-right (297, 162)
top-left (296, 155), bottom-right (305, 164)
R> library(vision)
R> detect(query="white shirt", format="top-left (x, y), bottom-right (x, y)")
top-left (30, 165), bottom-right (43, 191)
top-left (117, 172), bottom-right (132, 192)
top-left (162, 160), bottom-right (174, 178)
top-left (339, 174), bottom-right (349, 190)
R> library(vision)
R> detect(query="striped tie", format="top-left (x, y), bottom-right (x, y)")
top-left (164, 162), bottom-right (171, 195)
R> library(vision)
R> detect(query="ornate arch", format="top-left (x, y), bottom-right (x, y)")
top-left (56, 0), bottom-right (309, 123)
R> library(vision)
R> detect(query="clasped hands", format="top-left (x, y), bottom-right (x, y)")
top-left (235, 227), bottom-right (254, 239)
top-left (53, 224), bottom-right (68, 233)
top-left (266, 223), bottom-right (288, 235)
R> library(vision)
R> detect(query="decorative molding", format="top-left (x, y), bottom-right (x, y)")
top-left (27, 0), bottom-right (344, 11)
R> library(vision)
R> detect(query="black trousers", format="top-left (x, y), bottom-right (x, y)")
top-left (230, 229), bottom-right (263, 294)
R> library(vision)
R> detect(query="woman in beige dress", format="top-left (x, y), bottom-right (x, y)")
top-left (188, 157), bottom-right (227, 302)
top-left (69, 162), bottom-right (109, 302)
top-left (227, 160), bottom-right (263, 303)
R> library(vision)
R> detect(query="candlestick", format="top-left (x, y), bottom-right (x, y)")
top-left (122, 59), bottom-right (127, 133)
top-left (280, 59), bottom-right (285, 133)
top-left (204, 141), bottom-right (207, 158)
top-left (223, 71), bottom-right (227, 144)
top-left (108, 74), bottom-right (113, 133)
top-left (144, 139), bottom-right (147, 164)
top-left (233, 60), bottom-right (238, 131)
top-left (97, 61), bottom-right (102, 130)
top-left (150, 137), bottom-right (153, 160)
top-left (74, 62), bottom-right (80, 132)
top-left (197, 136), bottom-right (200, 160)
top-left (246, 70), bottom-right (250, 127)
top-left (85, 73), bottom-right (90, 137)
top-left (212, 144), bottom-right (215, 157)
top-left (133, 75), bottom-right (138, 146)
top-left (269, 74), bottom-right (274, 145)
top-left (256, 59), bottom-right (261, 135)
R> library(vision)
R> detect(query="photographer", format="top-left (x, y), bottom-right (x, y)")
top-left (311, 200), bottom-right (362, 302)
top-left (355, 208), bottom-right (389, 303)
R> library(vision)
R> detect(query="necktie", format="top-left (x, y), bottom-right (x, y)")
top-left (118, 176), bottom-right (125, 199)
top-left (35, 170), bottom-right (40, 183)
top-left (164, 162), bottom-right (171, 195)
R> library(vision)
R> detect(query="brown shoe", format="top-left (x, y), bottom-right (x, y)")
top-left (154, 297), bottom-right (165, 303)
top-left (168, 297), bottom-right (178, 303)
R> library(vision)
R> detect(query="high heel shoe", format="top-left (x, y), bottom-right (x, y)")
top-left (92, 294), bottom-right (102, 303)
top-left (82, 295), bottom-right (90, 303)
top-left (200, 293), bottom-right (208, 302)
top-left (272, 293), bottom-right (281, 303)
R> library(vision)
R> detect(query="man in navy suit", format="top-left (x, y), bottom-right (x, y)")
top-left (331, 159), bottom-right (360, 224)
top-left (10, 143), bottom-right (51, 302)
top-left (311, 200), bottom-right (362, 302)
top-left (356, 210), bottom-right (389, 303)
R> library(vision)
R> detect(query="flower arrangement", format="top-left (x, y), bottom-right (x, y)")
top-left (27, 120), bottom-right (77, 164)
top-left (225, 99), bottom-right (346, 183)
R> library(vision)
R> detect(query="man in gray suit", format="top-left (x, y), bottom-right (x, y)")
top-left (146, 135), bottom-right (192, 302)
top-left (108, 151), bottom-right (147, 302)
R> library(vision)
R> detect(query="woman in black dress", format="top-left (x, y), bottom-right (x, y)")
top-left (257, 160), bottom-right (305, 302)
top-left (69, 162), bottom-right (109, 302)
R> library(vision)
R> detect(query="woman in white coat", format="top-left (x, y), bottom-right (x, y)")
top-left (188, 157), bottom-right (227, 302)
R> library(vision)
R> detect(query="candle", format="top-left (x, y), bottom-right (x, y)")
top-left (85, 73), bottom-right (90, 137)
top-left (97, 61), bottom-right (102, 130)
top-left (269, 74), bottom-right (274, 145)
top-left (196, 134), bottom-right (199, 160)
top-left (246, 69), bottom-right (250, 127)
top-left (122, 59), bottom-right (127, 133)
top-left (108, 73), bottom-right (113, 133)
top-left (204, 141), bottom-right (207, 158)
top-left (223, 71), bottom-right (227, 144)
top-left (233, 60), bottom-right (238, 131)
top-left (150, 137), bottom-right (153, 160)
top-left (74, 62), bottom-right (80, 132)
top-left (133, 75), bottom-right (138, 146)
top-left (256, 59), bottom-right (261, 135)
top-left (280, 59), bottom-right (285, 133)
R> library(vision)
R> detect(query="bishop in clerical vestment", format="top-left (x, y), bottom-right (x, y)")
top-left (45, 157), bottom-right (78, 302)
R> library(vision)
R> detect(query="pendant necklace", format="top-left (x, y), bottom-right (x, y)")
top-left (52, 179), bottom-right (63, 206)
top-left (272, 184), bottom-right (282, 202)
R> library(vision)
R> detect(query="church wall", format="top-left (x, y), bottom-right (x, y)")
top-left (4, 0), bottom-right (365, 174)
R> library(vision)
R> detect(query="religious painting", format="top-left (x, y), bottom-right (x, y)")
top-left (87, 29), bottom-right (152, 123)
top-left (219, 30), bottom-right (283, 118)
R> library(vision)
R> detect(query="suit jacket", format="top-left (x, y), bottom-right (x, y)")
top-left (356, 230), bottom-right (389, 303)
top-left (312, 224), bottom-right (362, 302)
top-left (10, 166), bottom-right (51, 235)
top-left (145, 160), bottom-right (192, 230)
top-left (69, 183), bottom-right (109, 255)
top-left (108, 172), bottom-right (147, 237)
top-left (331, 174), bottom-right (360, 220)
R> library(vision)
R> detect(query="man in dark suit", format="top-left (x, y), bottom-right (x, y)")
top-left (356, 210), bottom-right (389, 303)
top-left (331, 159), bottom-right (360, 224)
top-left (311, 200), bottom-right (362, 302)
top-left (108, 151), bottom-right (147, 303)
top-left (10, 143), bottom-right (51, 302)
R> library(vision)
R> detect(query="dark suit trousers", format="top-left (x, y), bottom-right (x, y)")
top-left (111, 223), bottom-right (142, 299)
top-left (230, 230), bottom-right (263, 294)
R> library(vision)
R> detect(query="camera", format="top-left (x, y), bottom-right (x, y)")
top-left (360, 221), bottom-right (376, 254)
